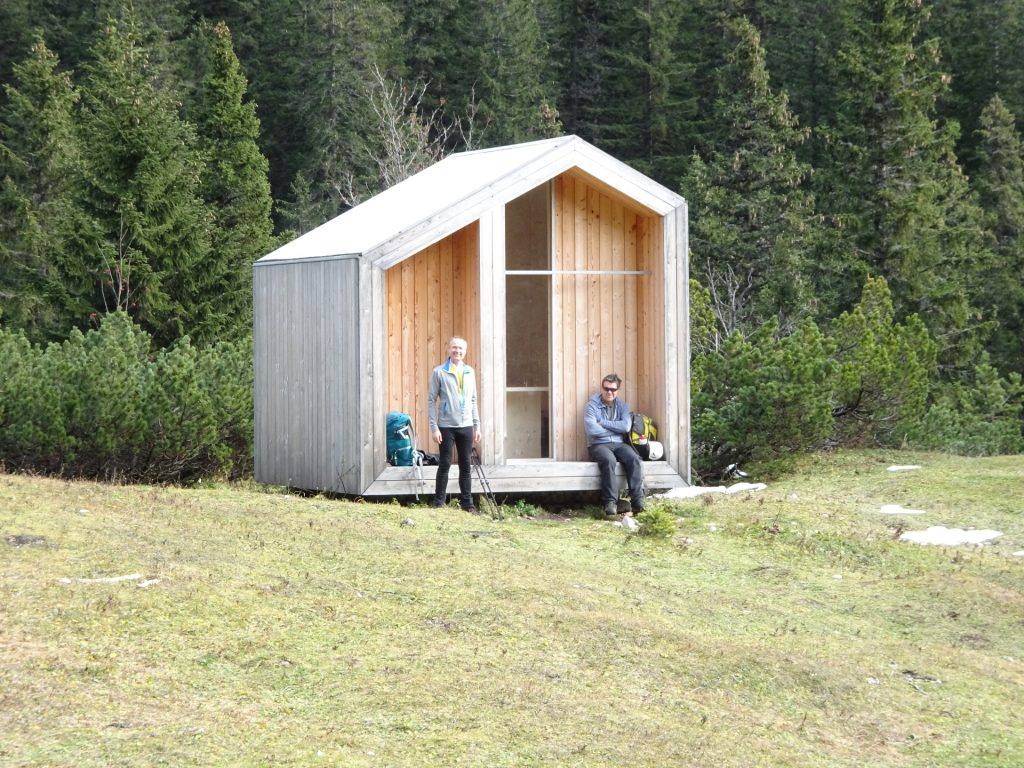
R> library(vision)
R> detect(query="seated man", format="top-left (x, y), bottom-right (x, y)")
top-left (583, 373), bottom-right (645, 517)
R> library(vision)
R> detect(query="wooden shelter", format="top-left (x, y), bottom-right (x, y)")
top-left (253, 135), bottom-right (690, 497)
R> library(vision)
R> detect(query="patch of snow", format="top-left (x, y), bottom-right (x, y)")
top-left (887, 465), bottom-right (921, 471)
top-left (655, 485), bottom-right (724, 498)
top-left (654, 482), bottom-right (767, 499)
top-left (899, 527), bottom-right (1002, 546)
top-left (60, 573), bottom-right (143, 584)
top-left (1012, 551), bottom-right (1024, 558)
top-left (879, 504), bottom-right (927, 515)
top-left (136, 579), bottom-right (161, 588)
top-left (724, 482), bottom-right (768, 494)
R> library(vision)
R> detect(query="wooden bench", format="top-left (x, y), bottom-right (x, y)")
top-left (363, 460), bottom-right (687, 497)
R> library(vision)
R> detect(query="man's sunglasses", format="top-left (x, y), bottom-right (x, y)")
top-left (602, 386), bottom-right (619, 393)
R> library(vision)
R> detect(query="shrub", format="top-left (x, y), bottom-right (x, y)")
top-left (0, 312), bottom-right (253, 482)
top-left (636, 506), bottom-right (677, 539)
top-left (692, 318), bottom-right (835, 478)
top-left (829, 277), bottom-right (936, 446)
top-left (0, 330), bottom-right (69, 468)
top-left (908, 360), bottom-right (1024, 455)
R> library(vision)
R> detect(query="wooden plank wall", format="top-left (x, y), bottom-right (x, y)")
top-left (553, 172), bottom-right (663, 461)
top-left (384, 223), bottom-right (481, 447)
top-left (254, 258), bottom-right (362, 492)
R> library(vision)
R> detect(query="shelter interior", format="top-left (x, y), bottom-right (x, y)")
top-left (384, 169), bottom-right (666, 464)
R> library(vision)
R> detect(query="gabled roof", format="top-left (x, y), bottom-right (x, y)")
top-left (257, 135), bottom-right (686, 268)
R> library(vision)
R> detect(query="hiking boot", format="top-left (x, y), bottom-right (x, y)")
top-left (430, 499), bottom-right (445, 508)
top-left (463, 505), bottom-right (479, 515)
top-left (631, 502), bottom-right (645, 514)
top-left (603, 501), bottom-right (619, 519)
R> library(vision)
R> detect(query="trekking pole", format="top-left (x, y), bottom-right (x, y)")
top-left (471, 447), bottom-right (499, 515)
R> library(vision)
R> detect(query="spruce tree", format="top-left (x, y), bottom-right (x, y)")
top-left (547, 0), bottom-right (692, 184)
top-left (0, 37), bottom-right (87, 341)
top-left (251, 0), bottom-right (404, 222)
top-left (972, 95), bottom-right (1024, 375)
top-left (192, 21), bottom-right (274, 340)
top-left (471, 0), bottom-right (562, 146)
top-left (397, 0), bottom-right (559, 150)
top-left (814, 0), bottom-right (990, 368)
top-left (0, 0), bottom-right (36, 87)
top-left (77, 13), bottom-right (216, 347)
top-left (923, 0), bottom-right (1024, 175)
top-left (682, 16), bottom-right (816, 339)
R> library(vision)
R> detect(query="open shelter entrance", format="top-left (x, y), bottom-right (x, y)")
top-left (383, 170), bottom-right (666, 466)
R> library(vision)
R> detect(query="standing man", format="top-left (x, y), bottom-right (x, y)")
top-left (428, 336), bottom-right (481, 512)
top-left (583, 373), bottom-right (645, 518)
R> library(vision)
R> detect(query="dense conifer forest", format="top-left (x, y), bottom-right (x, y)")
top-left (1, 0), bottom-right (1022, 480)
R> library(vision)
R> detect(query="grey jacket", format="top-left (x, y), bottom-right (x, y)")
top-left (583, 392), bottom-right (632, 446)
top-left (428, 359), bottom-right (480, 431)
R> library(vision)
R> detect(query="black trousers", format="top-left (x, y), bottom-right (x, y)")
top-left (588, 441), bottom-right (644, 508)
top-left (434, 425), bottom-right (475, 508)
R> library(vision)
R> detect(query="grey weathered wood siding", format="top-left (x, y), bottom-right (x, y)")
top-left (254, 257), bottom-right (364, 493)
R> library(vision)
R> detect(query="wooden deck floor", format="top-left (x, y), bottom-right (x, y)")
top-left (361, 460), bottom-right (687, 497)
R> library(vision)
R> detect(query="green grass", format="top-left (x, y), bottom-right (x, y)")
top-left (2, 450), bottom-right (1022, 767)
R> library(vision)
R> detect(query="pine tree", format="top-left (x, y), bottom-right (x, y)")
top-left (76, 13), bottom-right (216, 347)
top-left (192, 21), bottom-right (275, 340)
top-left (682, 16), bottom-right (816, 339)
top-left (814, 0), bottom-right (990, 368)
top-left (973, 95), bottom-right (1024, 375)
top-left (0, 36), bottom-right (87, 340)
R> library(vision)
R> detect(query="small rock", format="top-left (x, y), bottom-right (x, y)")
top-left (622, 516), bottom-right (639, 531)
top-left (400, 518), bottom-right (415, 527)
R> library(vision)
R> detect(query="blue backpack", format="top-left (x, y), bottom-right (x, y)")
top-left (386, 411), bottom-right (415, 466)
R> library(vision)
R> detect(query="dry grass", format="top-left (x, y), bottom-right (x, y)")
top-left (1, 450), bottom-right (1022, 767)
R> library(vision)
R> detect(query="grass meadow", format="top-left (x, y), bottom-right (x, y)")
top-left (2, 450), bottom-right (1022, 767)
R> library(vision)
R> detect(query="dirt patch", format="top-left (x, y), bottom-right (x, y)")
top-left (5, 534), bottom-right (50, 548)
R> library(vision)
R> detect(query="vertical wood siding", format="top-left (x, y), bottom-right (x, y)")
top-left (553, 172), bottom-right (663, 460)
top-left (254, 258), bottom-right (362, 492)
top-left (384, 223), bottom-right (481, 449)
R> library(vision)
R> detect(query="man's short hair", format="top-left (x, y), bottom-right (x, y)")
top-left (602, 373), bottom-right (622, 387)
